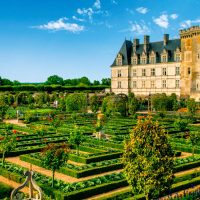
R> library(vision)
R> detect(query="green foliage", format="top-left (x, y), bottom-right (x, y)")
top-left (101, 78), bottom-right (111, 86)
top-left (89, 94), bottom-right (100, 113)
top-left (187, 98), bottom-right (197, 116)
top-left (189, 131), bottom-right (200, 157)
top-left (128, 93), bottom-right (139, 116)
top-left (69, 126), bottom-right (85, 156)
top-left (122, 117), bottom-right (174, 199)
top-left (41, 143), bottom-right (70, 187)
top-left (102, 95), bottom-right (127, 117)
top-left (174, 119), bottom-right (188, 131)
top-left (152, 93), bottom-right (179, 111)
top-left (0, 133), bottom-right (17, 166)
top-left (66, 93), bottom-right (87, 112)
top-left (45, 75), bottom-right (64, 85)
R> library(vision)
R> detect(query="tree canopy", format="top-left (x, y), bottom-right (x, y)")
top-left (122, 117), bottom-right (174, 199)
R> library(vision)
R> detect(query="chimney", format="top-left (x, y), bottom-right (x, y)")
top-left (133, 39), bottom-right (139, 52)
top-left (164, 34), bottom-right (169, 46)
top-left (144, 35), bottom-right (150, 52)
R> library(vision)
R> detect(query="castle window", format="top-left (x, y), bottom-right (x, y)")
top-left (142, 81), bottom-right (145, 88)
top-left (162, 80), bottom-right (167, 88)
top-left (151, 80), bottom-right (155, 88)
top-left (175, 67), bottom-right (180, 75)
top-left (133, 81), bottom-right (137, 88)
top-left (133, 69), bottom-right (137, 77)
top-left (162, 55), bottom-right (167, 63)
top-left (116, 58), bottom-right (122, 66)
top-left (118, 81), bottom-right (121, 88)
top-left (151, 68), bottom-right (155, 76)
top-left (150, 56), bottom-right (156, 64)
top-left (141, 57), bottom-right (147, 64)
top-left (188, 67), bottom-right (191, 75)
top-left (132, 57), bottom-right (137, 65)
top-left (162, 68), bottom-right (167, 76)
top-left (117, 70), bottom-right (122, 77)
top-left (175, 80), bottom-right (180, 88)
top-left (175, 54), bottom-right (181, 62)
top-left (142, 69), bottom-right (146, 76)
top-left (197, 53), bottom-right (200, 60)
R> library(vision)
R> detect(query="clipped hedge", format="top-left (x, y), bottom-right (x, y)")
top-left (174, 160), bottom-right (200, 173)
top-left (20, 154), bottom-right (123, 178)
top-left (0, 182), bottom-right (14, 199)
top-left (68, 151), bottom-right (122, 164)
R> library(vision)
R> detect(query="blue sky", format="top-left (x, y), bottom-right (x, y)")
top-left (0, 0), bottom-right (200, 82)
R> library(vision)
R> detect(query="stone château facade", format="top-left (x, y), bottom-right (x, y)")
top-left (111, 26), bottom-right (200, 100)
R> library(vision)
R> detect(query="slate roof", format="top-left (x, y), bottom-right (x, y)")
top-left (111, 38), bottom-right (181, 67)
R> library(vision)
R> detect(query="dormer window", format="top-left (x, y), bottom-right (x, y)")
top-left (116, 54), bottom-right (123, 66)
top-left (150, 56), bottom-right (156, 64)
top-left (141, 57), bottom-right (146, 64)
top-left (175, 54), bottom-right (181, 62)
top-left (149, 51), bottom-right (156, 64)
top-left (131, 57), bottom-right (138, 65)
top-left (174, 47), bottom-right (181, 62)
top-left (161, 49), bottom-right (168, 63)
top-left (162, 55), bottom-right (168, 62)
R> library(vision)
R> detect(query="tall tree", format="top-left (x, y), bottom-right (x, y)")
top-left (187, 98), bottom-right (197, 117)
top-left (89, 94), bottom-right (100, 113)
top-left (122, 117), bottom-right (174, 200)
top-left (101, 78), bottom-right (111, 86)
top-left (128, 93), bottom-right (139, 116)
top-left (41, 143), bottom-right (70, 187)
top-left (45, 75), bottom-right (64, 85)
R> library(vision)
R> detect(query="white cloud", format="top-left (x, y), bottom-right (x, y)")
top-left (93, 0), bottom-right (101, 9)
top-left (129, 21), bottom-right (150, 35)
top-left (180, 19), bottom-right (200, 28)
top-left (136, 7), bottom-right (149, 14)
top-left (33, 18), bottom-right (84, 33)
top-left (72, 16), bottom-right (85, 22)
top-left (153, 14), bottom-right (169, 29)
top-left (77, 8), bottom-right (94, 20)
top-left (170, 14), bottom-right (178, 20)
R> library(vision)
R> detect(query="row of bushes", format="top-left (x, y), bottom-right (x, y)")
top-left (0, 85), bottom-right (108, 92)
top-left (20, 154), bottom-right (123, 178)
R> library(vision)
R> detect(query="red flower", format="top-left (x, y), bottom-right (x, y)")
top-left (12, 130), bottom-right (17, 134)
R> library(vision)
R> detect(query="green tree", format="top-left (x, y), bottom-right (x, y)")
top-left (0, 102), bottom-right (9, 122)
top-left (174, 118), bottom-right (188, 131)
top-left (45, 75), bottom-right (64, 85)
top-left (89, 94), bottom-right (100, 113)
top-left (128, 93), bottom-right (139, 116)
top-left (189, 131), bottom-right (200, 157)
top-left (101, 78), bottom-right (111, 86)
top-left (93, 80), bottom-right (100, 85)
top-left (41, 143), bottom-right (70, 187)
top-left (187, 98), bottom-right (197, 117)
top-left (66, 93), bottom-right (87, 112)
top-left (102, 95), bottom-right (127, 117)
top-left (69, 126), bottom-right (85, 156)
top-left (0, 133), bottom-right (17, 166)
top-left (122, 117), bottom-right (174, 200)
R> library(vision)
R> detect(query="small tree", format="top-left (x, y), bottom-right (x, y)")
top-left (0, 133), bottom-right (17, 166)
top-left (174, 118), bottom-right (188, 131)
top-left (122, 117), bottom-right (174, 200)
top-left (128, 93), bottom-right (139, 116)
top-left (69, 126), bottom-right (84, 156)
top-left (51, 118), bottom-right (62, 133)
top-left (189, 131), bottom-right (200, 157)
top-left (41, 143), bottom-right (70, 188)
top-left (35, 126), bottom-right (47, 144)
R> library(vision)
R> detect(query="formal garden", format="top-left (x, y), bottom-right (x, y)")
top-left (0, 91), bottom-right (200, 199)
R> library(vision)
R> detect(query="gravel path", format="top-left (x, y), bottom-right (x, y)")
top-left (0, 176), bottom-right (29, 194)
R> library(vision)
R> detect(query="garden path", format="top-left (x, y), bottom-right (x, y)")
top-left (0, 175), bottom-right (29, 194)
top-left (4, 119), bottom-right (26, 127)
top-left (6, 157), bottom-right (122, 183)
